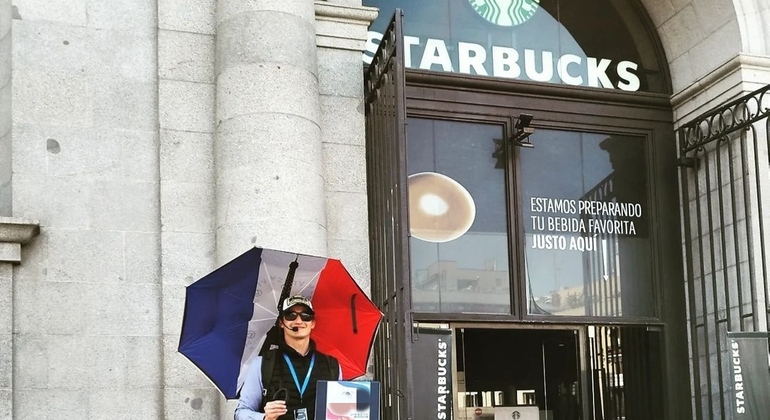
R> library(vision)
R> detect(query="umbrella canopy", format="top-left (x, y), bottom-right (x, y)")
top-left (178, 247), bottom-right (383, 399)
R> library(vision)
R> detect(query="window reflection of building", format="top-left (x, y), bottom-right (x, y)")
top-left (413, 259), bottom-right (510, 312)
top-left (524, 131), bottom-right (652, 318)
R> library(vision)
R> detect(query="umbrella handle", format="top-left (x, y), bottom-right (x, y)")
top-left (350, 294), bottom-right (358, 334)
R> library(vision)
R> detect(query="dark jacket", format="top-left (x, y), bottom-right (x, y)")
top-left (264, 340), bottom-right (339, 420)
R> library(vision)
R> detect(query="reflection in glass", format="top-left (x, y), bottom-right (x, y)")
top-left (521, 129), bottom-right (653, 317)
top-left (407, 119), bottom-right (510, 314)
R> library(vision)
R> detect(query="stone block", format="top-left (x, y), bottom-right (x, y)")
top-left (164, 385), bottom-right (222, 419)
top-left (0, 389), bottom-right (9, 420)
top-left (89, 28), bottom-right (157, 82)
top-left (217, 0), bottom-right (314, 27)
top-left (215, 65), bottom-right (320, 124)
top-left (158, 30), bottom-right (215, 83)
top-left (659, 6), bottom-right (703, 61)
top-left (160, 129), bottom-right (214, 183)
top-left (159, 79), bottom-right (215, 133)
top-left (317, 48), bottom-right (365, 97)
top-left (0, 264), bottom-right (9, 333)
top-left (88, 388), bottom-right (161, 419)
top-left (692, 0), bottom-right (735, 36)
top-left (215, 166), bottom-right (325, 228)
top-left (216, 11), bottom-right (317, 76)
top-left (326, 238), bottom-right (371, 291)
top-left (10, 176), bottom-right (79, 229)
top-left (319, 95), bottom-right (365, 147)
top-left (87, 335), bottom-right (161, 387)
top-left (124, 231), bottom-right (161, 284)
top-left (11, 21), bottom-right (89, 74)
top-left (0, 0), bottom-right (10, 36)
top-left (86, 180), bottom-right (160, 232)
top-left (160, 180), bottom-right (215, 233)
top-left (87, 283), bottom-right (161, 336)
top-left (162, 284), bottom-right (187, 337)
top-left (689, 24), bottom-right (741, 84)
top-left (215, 113), bottom-right (322, 174)
top-left (12, 70), bottom-right (93, 128)
top-left (14, 389), bottom-right (91, 418)
top-left (158, 0), bottom-right (216, 34)
top-left (216, 222), bottom-right (327, 263)
top-left (112, 128), bottom-right (160, 182)
top-left (322, 142), bottom-right (366, 193)
top-left (12, 0), bottom-right (88, 26)
top-left (87, 0), bottom-right (156, 32)
top-left (10, 123), bottom-right (53, 178)
top-left (13, 334), bottom-right (49, 388)
top-left (639, 0), bottom-right (676, 27)
top-left (91, 74), bottom-right (156, 131)
top-left (159, 231), bottom-right (215, 287)
top-left (14, 281), bottom-right (91, 335)
top-left (0, 242), bottom-right (19, 263)
top-left (45, 335), bottom-right (93, 388)
top-left (0, 333), bottom-right (9, 387)
top-left (669, 52), bottom-right (695, 98)
top-left (0, 132), bottom-right (8, 218)
top-left (163, 334), bottom-right (213, 388)
top-left (325, 191), bottom-right (368, 241)
top-left (0, 81), bottom-right (9, 135)
top-left (0, 30), bottom-right (10, 84)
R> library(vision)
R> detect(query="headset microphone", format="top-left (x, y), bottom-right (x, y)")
top-left (291, 327), bottom-right (299, 332)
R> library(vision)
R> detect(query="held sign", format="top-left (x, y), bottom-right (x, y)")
top-left (726, 332), bottom-right (770, 419)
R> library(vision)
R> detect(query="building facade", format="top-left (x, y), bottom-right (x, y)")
top-left (0, 0), bottom-right (769, 419)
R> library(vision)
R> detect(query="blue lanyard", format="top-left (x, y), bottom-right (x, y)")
top-left (283, 353), bottom-right (316, 399)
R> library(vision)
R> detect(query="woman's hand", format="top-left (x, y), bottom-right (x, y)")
top-left (264, 400), bottom-right (288, 420)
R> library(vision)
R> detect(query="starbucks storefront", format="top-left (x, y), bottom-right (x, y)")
top-left (363, 1), bottom-right (690, 419)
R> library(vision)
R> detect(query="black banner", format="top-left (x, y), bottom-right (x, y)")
top-left (412, 327), bottom-right (453, 420)
top-left (726, 332), bottom-right (770, 419)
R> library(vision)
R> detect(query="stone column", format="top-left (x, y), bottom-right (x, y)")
top-left (0, 217), bottom-right (39, 419)
top-left (0, 0), bottom-right (12, 216)
top-left (215, 0), bottom-right (327, 264)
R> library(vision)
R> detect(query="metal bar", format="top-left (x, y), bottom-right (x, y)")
top-left (715, 138), bottom-right (733, 329)
top-left (694, 146), bottom-right (715, 419)
top-left (726, 132), bottom-right (747, 325)
top-left (703, 147), bottom-right (727, 419)
top-left (749, 126), bottom-right (767, 331)
top-left (766, 118), bottom-right (770, 329)
top-left (740, 129), bottom-right (758, 330)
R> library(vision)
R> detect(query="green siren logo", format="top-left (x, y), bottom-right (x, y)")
top-left (469, 0), bottom-right (540, 27)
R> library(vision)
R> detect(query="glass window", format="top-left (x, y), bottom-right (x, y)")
top-left (520, 129), bottom-right (654, 317)
top-left (363, 0), bottom-right (667, 93)
top-left (407, 118), bottom-right (511, 314)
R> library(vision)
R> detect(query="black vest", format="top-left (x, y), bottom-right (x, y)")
top-left (266, 342), bottom-right (337, 420)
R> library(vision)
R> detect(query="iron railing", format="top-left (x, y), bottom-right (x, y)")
top-left (677, 84), bottom-right (770, 420)
top-left (365, 10), bottom-right (412, 420)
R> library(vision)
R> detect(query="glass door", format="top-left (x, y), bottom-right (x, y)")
top-left (454, 327), bottom-right (583, 420)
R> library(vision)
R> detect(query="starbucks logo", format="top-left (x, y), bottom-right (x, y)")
top-left (468, 0), bottom-right (540, 27)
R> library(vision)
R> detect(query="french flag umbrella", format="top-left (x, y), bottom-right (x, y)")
top-left (178, 247), bottom-right (383, 399)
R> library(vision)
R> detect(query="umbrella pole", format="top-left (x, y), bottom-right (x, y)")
top-left (351, 294), bottom-right (358, 334)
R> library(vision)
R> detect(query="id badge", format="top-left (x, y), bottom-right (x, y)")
top-left (294, 407), bottom-right (308, 420)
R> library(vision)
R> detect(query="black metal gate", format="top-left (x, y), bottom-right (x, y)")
top-left (677, 85), bottom-right (770, 419)
top-left (364, 10), bottom-right (413, 420)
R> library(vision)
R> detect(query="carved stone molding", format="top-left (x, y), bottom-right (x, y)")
top-left (0, 217), bottom-right (40, 264)
top-left (315, 1), bottom-right (378, 51)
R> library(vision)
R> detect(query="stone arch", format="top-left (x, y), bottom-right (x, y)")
top-left (639, 0), bottom-right (770, 105)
